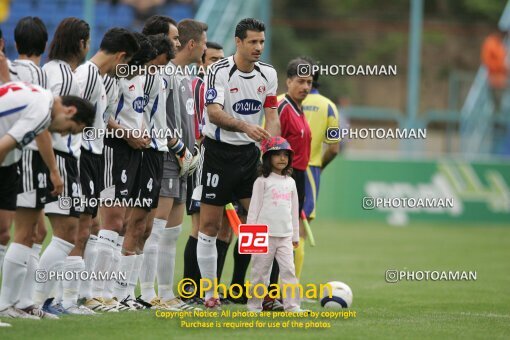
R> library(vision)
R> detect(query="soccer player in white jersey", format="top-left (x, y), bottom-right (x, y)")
top-left (113, 33), bottom-right (175, 310)
top-left (5, 16), bottom-right (62, 320)
top-left (72, 28), bottom-right (139, 314)
top-left (0, 81), bottom-right (95, 319)
top-left (36, 17), bottom-right (91, 316)
top-left (198, 18), bottom-right (280, 309)
top-left (92, 32), bottom-right (155, 311)
top-left (151, 19), bottom-right (207, 311)
top-left (137, 15), bottom-right (182, 310)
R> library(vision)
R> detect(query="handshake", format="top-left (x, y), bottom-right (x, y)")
top-left (169, 139), bottom-right (200, 177)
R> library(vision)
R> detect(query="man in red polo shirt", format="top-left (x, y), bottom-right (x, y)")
top-left (266, 58), bottom-right (312, 306)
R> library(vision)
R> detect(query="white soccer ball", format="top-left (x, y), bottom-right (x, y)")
top-left (320, 281), bottom-right (353, 308)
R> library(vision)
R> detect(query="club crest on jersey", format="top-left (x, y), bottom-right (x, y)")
top-left (232, 99), bottom-right (262, 115)
top-left (132, 97), bottom-right (145, 113)
top-left (257, 85), bottom-right (266, 94)
top-left (205, 88), bottom-right (217, 103)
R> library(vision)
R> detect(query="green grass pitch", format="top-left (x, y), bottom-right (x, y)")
top-left (1, 218), bottom-right (509, 339)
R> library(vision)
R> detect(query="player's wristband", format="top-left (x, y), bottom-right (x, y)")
top-left (170, 139), bottom-right (185, 157)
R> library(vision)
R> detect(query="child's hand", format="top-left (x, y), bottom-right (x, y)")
top-left (293, 241), bottom-right (299, 248)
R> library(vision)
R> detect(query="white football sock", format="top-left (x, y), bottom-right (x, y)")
top-left (139, 219), bottom-right (164, 300)
top-left (33, 237), bottom-right (74, 306)
top-left (129, 253), bottom-right (144, 299)
top-left (0, 244), bottom-right (7, 275)
top-left (157, 225), bottom-right (181, 300)
top-left (90, 230), bottom-right (117, 299)
top-left (79, 235), bottom-right (98, 299)
top-left (112, 254), bottom-right (135, 300)
top-left (0, 243), bottom-right (31, 310)
top-left (104, 236), bottom-right (122, 299)
top-left (61, 256), bottom-right (85, 309)
top-left (197, 232), bottom-right (217, 300)
top-left (15, 244), bottom-right (42, 309)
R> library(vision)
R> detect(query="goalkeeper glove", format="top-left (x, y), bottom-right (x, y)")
top-left (170, 139), bottom-right (193, 177)
top-left (188, 143), bottom-right (201, 175)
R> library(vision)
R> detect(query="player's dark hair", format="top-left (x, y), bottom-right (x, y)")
top-left (177, 19), bottom-right (208, 48)
top-left (259, 150), bottom-right (293, 178)
top-left (128, 32), bottom-right (157, 66)
top-left (48, 17), bottom-right (90, 61)
top-left (142, 15), bottom-right (177, 36)
top-left (287, 58), bottom-right (311, 79)
top-left (61, 95), bottom-right (95, 127)
top-left (235, 18), bottom-right (265, 40)
top-left (147, 33), bottom-right (175, 61)
top-left (202, 41), bottom-right (223, 63)
top-left (299, 55), bottom-right (320, 88)
top-left (100, 28), bottom-right (139, 59)
top-left (14, 17), bottom-right (48, 57)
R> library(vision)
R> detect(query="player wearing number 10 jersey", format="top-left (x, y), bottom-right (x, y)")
top-left (198, 18), bottom-right (281, 309)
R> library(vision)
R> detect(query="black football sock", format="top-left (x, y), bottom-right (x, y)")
top-left (216, 239), bottom-right (230, 283)
top-left (269, 259), bottom-right (280, 295)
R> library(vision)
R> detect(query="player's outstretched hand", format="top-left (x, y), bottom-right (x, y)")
top-left (50, 170), bottom-right (64, 196)
top-left (243, 123), bottom-right (271, 142)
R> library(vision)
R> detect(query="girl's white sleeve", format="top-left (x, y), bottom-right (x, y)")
top-left (247, 177), bottom-right (265, 225)
top-left (291, 180), bottom-right (300, 243)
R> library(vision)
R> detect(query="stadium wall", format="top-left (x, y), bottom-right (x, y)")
top-left (317, 157), bottom-right (510, 224)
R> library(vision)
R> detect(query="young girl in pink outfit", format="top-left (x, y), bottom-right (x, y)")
top-left (247, 136), bottom-right (303, 312)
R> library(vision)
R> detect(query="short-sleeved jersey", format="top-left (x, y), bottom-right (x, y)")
top-left (143, 73), bottom-right (169, 152)
top-left (113, 76), bottom-right (145, 131)
top-left (9, 59), bottom-right (48, 89)
top-left (0, 82), bottom-right (53, 166)
top-left (9, 59), bottom-right (48, 151)
top-left (164, 61), bottom-right (195, 150)
top-left (203, 56), bottom-right (277, 145)
top-left (192, 75), bottom-right (205, 139)
top-left (43, 60), bottom-right (82, 159)
top-left (75, 61), bottom-right (107, 154)
top-left (278, 95), bottom-right (311, 171)
top-left (302, 89), bottom-right (340, 167)
top-left (102, 74), bottom-right (119, 123)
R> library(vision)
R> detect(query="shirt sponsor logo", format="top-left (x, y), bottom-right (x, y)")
top-left (232, 99), bottom-right (262, 115)
top-left (132, 97), bottom-right (145, 113)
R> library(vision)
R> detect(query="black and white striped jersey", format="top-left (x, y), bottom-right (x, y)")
top-left (203, 55), bottom-right (278, 145)
top-left (102, 74), bottom-right (119, 124)
top-left (8, 59), bottom-right (48, 151)
top-left (9, 59), bottom-right (48, 88)
top-left (75, 61), bottom-right (107, 154)
top-left (143, 73), bottom-right (168, 152)
top-left (42, 60), bottom-right (82, 159)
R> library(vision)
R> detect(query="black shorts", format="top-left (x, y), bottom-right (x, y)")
top-left (101, 138), bottom-right (142, 201)
top-left (186, 143), bottom-right (205, 215)
top-left (292, 169), bottom-right (305, 213)
top-left (200, 137), bottom-right (260, 206)
top-left (80, 148), bottom-right (103, 217)
top-left (44, 150), bottom-right (81, 218)
top-left (17, 149), bottom-right (56, 209)
top-left (0, 163), bottom-right (19, 211)
top-left (138, 148), bottom-right (164, 210)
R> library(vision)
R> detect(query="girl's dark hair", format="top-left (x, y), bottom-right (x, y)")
top-left (48, 17), bottom-right (90, 61)
top-left (259, 150), bottom-right (293, 178)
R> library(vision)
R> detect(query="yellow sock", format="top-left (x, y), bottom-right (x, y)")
top-left (294, 237), bottom-right (305, 279)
